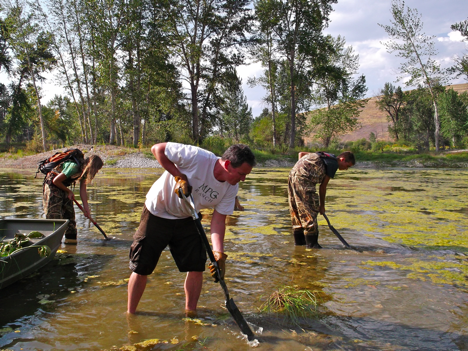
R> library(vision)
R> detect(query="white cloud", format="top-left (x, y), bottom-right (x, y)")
top-left (241, 0), bottom-right (468, 117)
top-left (438, 31), bottom-right (465, 42)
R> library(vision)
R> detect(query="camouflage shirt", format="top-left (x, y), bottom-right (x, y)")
top-left (290, 153), bottom-right (326, 186)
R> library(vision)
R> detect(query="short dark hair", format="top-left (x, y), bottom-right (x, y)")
top-left (221, 144), bottom-right (256, 168)
top-left (338, 151), bottom-right (355, 165)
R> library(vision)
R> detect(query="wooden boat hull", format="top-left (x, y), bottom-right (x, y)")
top-left (0, 218), bottom-right (69, 289)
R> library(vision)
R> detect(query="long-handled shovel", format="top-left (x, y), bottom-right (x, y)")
top-left (73, 198), bottom-right (109, 240)
top-left (322, 213), bottom-right (351, 248)
top-left (180, 191), bottom-right (255, 341)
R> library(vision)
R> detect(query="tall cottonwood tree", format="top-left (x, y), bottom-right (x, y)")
top-left (401, 87), bottom-right (435, 151)
top-left (255, 0), bottom-right (336, 148)
top-left (218, 70), bottom-right (252, 141)
top-left (83, 0), bottom-right (125, 145)
top-left (250, 0), bottom-right (279, 146)
top-left (0, 10), bottom-right (11, 72)
top-left (3, 2), bottom-right (56, 151)
top-left (120, 0), bottom-right (145, 147)
top-left (308, 35), bottom-right (367, 147)
top-left (450, 18), bottom-right (468, 81)
top-left (379, 0), bottom-right (447, 151)
top-left (438, 88), bottom-right (468, 147)
top-left (376, 82), bottom-right (405, 141)
top-left (36, 0), bottom-right (90, 143)
top-left (155, 0), bottom-right (253, 143)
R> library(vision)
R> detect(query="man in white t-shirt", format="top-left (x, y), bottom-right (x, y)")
top-left (127, 142), bottom-right (256, 317)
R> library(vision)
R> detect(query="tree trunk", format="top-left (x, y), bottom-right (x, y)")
top-left (268, 58), bottom-right (277, 147)
top-left (72, 0), bottom-right (94, 143)
top-left (191, 86), bottom-right (199, 143)
top-left (433, 101), bottom-right (440, 151)
top-left (28, 61), bottom-right (47, 152)
top-left (289, 59), bottom-right (296, 149)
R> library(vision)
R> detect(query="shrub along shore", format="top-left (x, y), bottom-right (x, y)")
top-left (0, 144), bottom-right (468, 170)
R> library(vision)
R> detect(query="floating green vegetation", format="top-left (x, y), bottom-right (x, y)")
top-left (326, 169), bottom-right (468, 251)
top-left (249, 224), bottom-right (279, 235)
top-left (343, 277), bottom-right (381, 288)
top-left (106, 194), bottom-right (145, 204)
top-left (259, 285), bottom-right (318, 324)
top-left (97, 278), bottom-right (129, 287)
top-left (363, 261), bottom-right (402, 270)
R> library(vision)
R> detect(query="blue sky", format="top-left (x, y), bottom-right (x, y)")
top-left (239, 0), bottom-right (468, 117)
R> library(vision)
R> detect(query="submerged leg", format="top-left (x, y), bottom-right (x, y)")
top-left (185, 271), bottom-right (203, 315)
top-left (127, 272), bottom-right (148, 314)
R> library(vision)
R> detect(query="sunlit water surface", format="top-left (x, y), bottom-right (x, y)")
top-left (0, 167), bottom-right (468, 350)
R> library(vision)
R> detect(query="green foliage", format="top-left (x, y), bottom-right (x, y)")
top-left (347, 138), bottom-right (372, 152)
top-left (450, 18), bottom-right (468, 80)
top-left (372, 141), bottom-right (388, 153)
top-left (217, 70), bottom-right (253, 142)
top-left (444, 152), bottom-right (468, 162)
top-left (250, 110), bottom-right (292, 149)
top-left (438, 89), bottom-right (468, 147)
top-left (308, 99), bottom-right (365, 148)
top-left (259, 286), bottom-right (317, 324)
top-left (25, 138), bottom-right (44, 153)
top-left (254, 0), bottom-right (336, 147)
top-left (376, 83), bottom-right (405, 141)
top-left (201, 136), bottom-right (229, 156)
top-left (379, 0), bottom-right (448, 151)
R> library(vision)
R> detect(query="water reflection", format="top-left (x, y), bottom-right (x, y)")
top-left (0, 167), bottom-right (467, 350)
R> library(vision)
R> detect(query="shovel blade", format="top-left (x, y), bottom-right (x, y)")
top-left (330, 226), bottom-right (351, 248)
top-left (226, 298), bottom-right (255, 341)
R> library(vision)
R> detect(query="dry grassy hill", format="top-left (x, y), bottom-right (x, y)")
top-left (303, 82), bottom-right (468, 145)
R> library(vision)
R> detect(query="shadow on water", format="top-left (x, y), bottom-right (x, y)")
top-left (319, 314), bottom-right (468, 350)
top-left (0, 253), bottom-right (114, 326)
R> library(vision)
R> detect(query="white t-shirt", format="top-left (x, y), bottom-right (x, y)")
top-left (145, 143), bottom-right (238, 219)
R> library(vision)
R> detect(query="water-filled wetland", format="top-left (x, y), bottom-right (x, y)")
top-left (0, 166), bottom-right (467, 350)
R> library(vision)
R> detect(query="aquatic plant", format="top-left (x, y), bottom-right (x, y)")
top-left (259, 285), bottom-right (318, 324)
top-left (0, 232), bottom-right (49, 258)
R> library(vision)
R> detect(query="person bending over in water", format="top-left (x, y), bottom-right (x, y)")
top-left (43, 153), bottom-right (103, 245)
top-left (127, 142), bottom-right (256, 317)
top-left (288, 151), bottom-right (355, 248)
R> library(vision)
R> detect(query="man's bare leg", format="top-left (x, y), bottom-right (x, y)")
top-left (127, 272), bottom-right (147, 314)
top-left (185, 271), bottom-right (203, 315)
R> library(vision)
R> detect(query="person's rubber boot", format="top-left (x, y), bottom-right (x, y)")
top-left (293, 229), bottom-right (306, 245)
top-left (64, 233), bottom-right (77, 245)
top-left (305, 233), bottom-right (322, 249)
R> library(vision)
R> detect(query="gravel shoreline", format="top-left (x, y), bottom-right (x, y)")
top-left (0, 145), bottom-right (298, 170)
top-left (1, 144), bottom-right (467, 170)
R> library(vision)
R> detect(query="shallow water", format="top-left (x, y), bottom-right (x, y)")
top-left (0, 167), bottom-right (468, 350)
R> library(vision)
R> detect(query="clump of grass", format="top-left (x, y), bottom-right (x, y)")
top-left (259, 286), bottom-right (318, 324)
top-left (105, 159), bottom-right (117, 166)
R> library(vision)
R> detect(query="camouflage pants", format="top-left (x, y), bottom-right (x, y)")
top-left (287, 171), bottom-right (319, 236)
top-left (43, 175), bottom-right (77, 239)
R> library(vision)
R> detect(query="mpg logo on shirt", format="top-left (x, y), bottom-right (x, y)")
top-left (195, 183), bottom-right (219, 203)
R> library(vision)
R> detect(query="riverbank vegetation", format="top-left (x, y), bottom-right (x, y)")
top-left (1, 1), bottom-right (467, 155)
top-left (1, 136), bottom-right (468, 169)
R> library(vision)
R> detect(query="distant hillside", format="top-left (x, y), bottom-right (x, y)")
top-left (303, 82), bottom-right (468, 145)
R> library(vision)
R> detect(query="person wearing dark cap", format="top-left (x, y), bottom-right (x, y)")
top-left (288, 151), bottom-right (355, 248)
